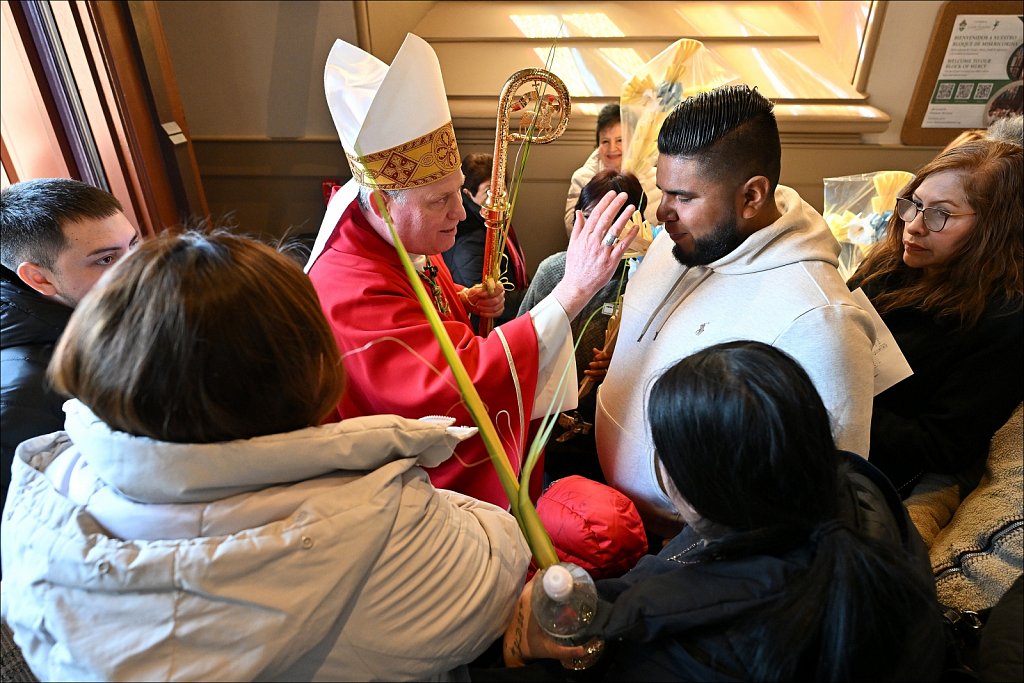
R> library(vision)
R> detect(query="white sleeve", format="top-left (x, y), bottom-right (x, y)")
top-left (565, 178), bottom-right (581, 235)
top-left (526, 293), bottom-right (579, 419)
top-left (564, 150), bottom-right (601, 236)
top-left (341, 480), bottom-right (531, 678)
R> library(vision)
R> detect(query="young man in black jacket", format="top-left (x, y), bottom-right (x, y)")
top-left (1, 178), bottom-right (138, 513)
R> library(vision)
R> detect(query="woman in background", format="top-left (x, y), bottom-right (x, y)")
top-left (1, 231), bottom-right (529, 682)
top-left (848, 139), bottom-right (1022, 496)
top-left (442, 152), bottom-right (530, 326)
top-left (564, 104), bottom-right (623, 235)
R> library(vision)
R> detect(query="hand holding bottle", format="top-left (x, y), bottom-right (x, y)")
top-left (502, 572), bottom-right (589, 668)
top-left (503, 563), bottom-right (605, 670)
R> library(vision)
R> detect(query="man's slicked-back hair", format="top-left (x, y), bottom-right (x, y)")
top-left (0, 178), bottom-right (123, 271)
top-left (657, 84), bottom-right (781, 191)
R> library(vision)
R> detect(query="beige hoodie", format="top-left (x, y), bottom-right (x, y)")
top-left (596, 186), bottom-right (876, 535)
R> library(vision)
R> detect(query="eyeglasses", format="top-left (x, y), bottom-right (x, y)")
top-left (895, 196), bottom-right (975, 232)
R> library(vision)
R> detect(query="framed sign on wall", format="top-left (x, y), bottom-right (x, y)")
top-left (901, 1), bottom-right (1023, 146)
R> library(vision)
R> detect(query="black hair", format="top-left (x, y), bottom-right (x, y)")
top-left (576, 169), bottom-right (647, 217)
top-left (657, 84), bottom-right (781, 191)
top-left (648, 341), bottom-right (939, 681)
top-left (1, 178), bottom-right (123, 271)
top-left (649, 341), bottom-right (836, 534)
top-left (596, 103), bottom-right (621, 146)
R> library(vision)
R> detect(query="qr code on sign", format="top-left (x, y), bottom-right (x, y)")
top-left (955, 83), bottom-right (975, 99)
top-left (936, 82), bottom-right (955, 99)
top-left (975, 83), bottom-right (994, 99)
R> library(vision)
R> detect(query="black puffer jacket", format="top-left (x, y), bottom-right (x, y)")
top-left (590, 452), bottom-right (945, 681)
top-left (1, 267), bottom-right (72, 512)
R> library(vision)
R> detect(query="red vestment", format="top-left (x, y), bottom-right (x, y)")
top-left (309, 200), bottom-right (542, 506)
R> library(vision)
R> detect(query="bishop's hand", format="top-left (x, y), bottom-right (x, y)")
top-left (554, 191), bottom-right (637, 321)
top-left (460, 283), bottom-right (505, 319)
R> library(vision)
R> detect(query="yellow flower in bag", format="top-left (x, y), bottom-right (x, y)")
top-left (870, 171), bottom-right (914, 214)
top-left (622, 74), bottom-right (656, 105)
top-left (619, 39), bottom-right (738, 186)
top-left (826, 210), bottom-right (859, 243)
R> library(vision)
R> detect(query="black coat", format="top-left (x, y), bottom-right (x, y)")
top-left (590, 453), bottom-right (944, 681)
top-left (857, 279), bottom-right (1023, 494)
top-left (471, 453), bottom-right (946, 682)
top-left (441, 193), bottom-right (527, 327)
top-left (1, 267), bottom-right (72, 512)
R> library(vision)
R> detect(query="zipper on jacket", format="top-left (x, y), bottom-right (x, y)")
top-left (933, 518), bottom-right (1024, 580)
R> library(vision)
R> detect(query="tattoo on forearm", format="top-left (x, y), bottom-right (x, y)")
top-left (511, 605), bottom-right (525, 660)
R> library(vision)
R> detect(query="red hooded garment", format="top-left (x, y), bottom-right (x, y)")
top-left (533, 475), bottom-right (648, 580)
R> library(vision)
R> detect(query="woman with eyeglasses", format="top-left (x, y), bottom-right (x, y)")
top-left (848, 139), bottom-right (1022, 497)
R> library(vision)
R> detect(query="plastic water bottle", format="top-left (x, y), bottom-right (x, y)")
top-left (531, 562), bottom-right (605, 670)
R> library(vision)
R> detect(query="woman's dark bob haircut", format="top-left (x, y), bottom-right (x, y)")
top-left (50, 230), bottom-right (346, 443)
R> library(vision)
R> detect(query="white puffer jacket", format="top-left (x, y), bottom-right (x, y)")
top-left (1, 400), bottom-right (530, 682)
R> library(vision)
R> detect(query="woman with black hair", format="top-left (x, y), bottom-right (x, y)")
top-left (519, 169), bottom-right (647, 484)
top-left (500, 341), bottom-right (945, 681)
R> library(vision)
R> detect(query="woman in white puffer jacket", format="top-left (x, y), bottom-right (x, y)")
top-left (0, 231), bottom-right (529, 682)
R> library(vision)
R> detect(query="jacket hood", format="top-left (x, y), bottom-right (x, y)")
top-left (0, 267), bottom-right (72, 349)
top-left (706, 185), bottom-right (840, 276)
top-left (535, 475), bottom-right (648, 580)
top-left (58, 399), bottom-right (477, 504)
top-left (634, 186), bottom-right (842, 342)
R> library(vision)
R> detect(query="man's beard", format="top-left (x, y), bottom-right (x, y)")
top-left (671, 213), bottom-right (744, 267)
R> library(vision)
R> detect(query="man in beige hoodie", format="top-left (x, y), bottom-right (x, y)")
top-left (596, 85), bottom-right (876, 538)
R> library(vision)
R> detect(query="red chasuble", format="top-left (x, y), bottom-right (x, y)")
top-left (309, 200), bottom-right (542, 507)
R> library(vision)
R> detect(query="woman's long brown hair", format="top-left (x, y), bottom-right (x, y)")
top-left (852, 139), bottom-right (1022, 328)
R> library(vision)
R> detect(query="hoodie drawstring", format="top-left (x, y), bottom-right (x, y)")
top-left (637, 266), bottom-right (713, 342)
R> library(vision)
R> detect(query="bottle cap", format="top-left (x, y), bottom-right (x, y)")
top-left (542, 564), bottom-right (574, 601)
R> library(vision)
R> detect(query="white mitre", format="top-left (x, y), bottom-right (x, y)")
top-left (305, 34), bottom-right (460, 271)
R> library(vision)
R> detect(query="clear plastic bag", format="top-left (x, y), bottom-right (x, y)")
top-left (619, 39), bottom-right (738, 219)
top-left (823, 170), bottom-right (914, 281)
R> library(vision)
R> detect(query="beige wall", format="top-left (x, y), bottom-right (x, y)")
top-left (157, 0), bottom-right (359, 238)
top-left (158, 0), bottom-right (947, 267)
top-left (862, 1), bottom-right (944, 145)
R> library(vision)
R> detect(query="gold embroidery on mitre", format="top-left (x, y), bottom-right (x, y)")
top-left (347, 121), bottom-right (460, 190)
